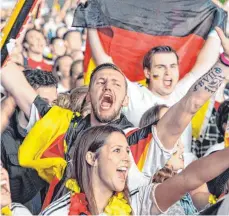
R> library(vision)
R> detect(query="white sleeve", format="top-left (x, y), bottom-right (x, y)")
top-left (122, 79), bottom-right (159, 127)
top-left (11, 203), bottom-right (33, 215)
top-left (172, 29), bottom-right (222, 102)
top-left (130, 183), bottom-right (162, 215)
top-left (208, 29), bottom-right (221, 42)
top-left (131, 183), bottom-right (185, 215)
top-left (141, 126), bottom-right (176, 177)
top-left (127, 153), bottom-right (151, 192)
top-left (25, 103), bottom-right (40, 133)
top-left (171, 72), bottom-right (196, 102)
top-left (208, 29), bottom-right (223, 53)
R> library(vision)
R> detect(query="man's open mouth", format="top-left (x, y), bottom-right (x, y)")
top-left (100, 94), bottom-right (113, 110)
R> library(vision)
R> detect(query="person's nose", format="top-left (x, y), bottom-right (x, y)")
top-left (103, 81), bottom-right (112, 91)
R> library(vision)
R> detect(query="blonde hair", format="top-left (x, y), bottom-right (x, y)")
top-left (52, 93), bottom-right (71, 109)
top-left (70, 86), bottom-right (91, 117)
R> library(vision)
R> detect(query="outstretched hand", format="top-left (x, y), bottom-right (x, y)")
top-left (215, 27), bottom-right (229, 57)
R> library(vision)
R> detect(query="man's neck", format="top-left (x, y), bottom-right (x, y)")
top-left (27, 50), bottom-right (43, 62)
top-left (147, 85), bottom-right (170, 100)
top-left (90, 114), bottom-right (107, 127)
top-left (90, 113), bottom-right (121, 127)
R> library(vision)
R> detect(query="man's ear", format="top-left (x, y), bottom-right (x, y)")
top-left (122, 95), bottom-right (129, 107)
top-left (86, 151), bottom-right (98, 166)
top-left (143, 68), bottom-right (150, 80)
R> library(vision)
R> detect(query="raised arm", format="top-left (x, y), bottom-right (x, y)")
top-left (155, 147), bottom-right (229, 212)
top-left (88, 28), bottom-right (113, 65)
top-left (55, 0), bottom-right (72, 22)
top-left (1, 63), bottom-right (38, 117)
top-left (188, 33), bottom-right (221, 78)
top-left (156, 27), bottom-right (229, 150)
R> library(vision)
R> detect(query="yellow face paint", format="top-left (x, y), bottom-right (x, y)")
top-left (152, 74), bottom-right (159, 80)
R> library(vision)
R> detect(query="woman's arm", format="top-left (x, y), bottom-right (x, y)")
top-left (154, 147), bottom-right (229, 212)
top-left (189, 183), bottom-right (210, 210)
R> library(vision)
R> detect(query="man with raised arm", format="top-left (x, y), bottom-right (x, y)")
top-left (87, 27), bottom-right (223, 154)
top-left (1, 27), bottom-right (229, 206)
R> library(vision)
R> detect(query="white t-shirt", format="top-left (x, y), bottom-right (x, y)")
top-left (130, 184), bottom-right (185, 215)
top-left (10, 185), bottom-right (185, 216)
top-left (122, 30), bottom-right (221, 153)
top-left (122, 75), bottom-right (196, 153)
top-left (126, 126), bottom-right (176, 191)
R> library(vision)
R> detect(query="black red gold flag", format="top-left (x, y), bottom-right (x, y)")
top-left (73, 0), bottom-right (227, 83)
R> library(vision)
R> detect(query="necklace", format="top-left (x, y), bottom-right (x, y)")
top-left (66, 179), bottom-right (132, 215)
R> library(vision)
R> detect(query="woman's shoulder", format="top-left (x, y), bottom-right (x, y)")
top-left (130, 183), bottom-right (186, 215)
top-left (40, 192), bottom-right (71, 216)
top-left (11, 203), bottom-right (33, 215)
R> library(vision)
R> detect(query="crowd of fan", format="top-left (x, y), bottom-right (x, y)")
top-left (1, 0), bottom-right (229, 215)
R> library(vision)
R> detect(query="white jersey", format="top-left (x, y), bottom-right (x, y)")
top-left (122, 74), bottom-right (196, 153)
top-left (122, 29), bottom-right (221, 153)
top-left (10, 186), bottom-right (185, 215)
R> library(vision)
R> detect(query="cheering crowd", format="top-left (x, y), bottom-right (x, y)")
top-left (1, 0), bottom-right (229, 215)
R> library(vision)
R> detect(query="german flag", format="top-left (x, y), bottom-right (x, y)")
top-left (72, 0), bottom-right (227, 83)
top-left (18, 106), bottom-right (81, 209)
top-left (1, 0), bottom-right (40, 66)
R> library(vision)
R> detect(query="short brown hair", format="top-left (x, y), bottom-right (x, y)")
top-left (143, 46), bottom-right (179, 84)
top-left (89, 63), bottom-right (127, 92)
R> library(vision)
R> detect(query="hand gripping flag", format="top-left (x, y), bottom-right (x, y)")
top-left (72, 0), bottom-right (227, 84)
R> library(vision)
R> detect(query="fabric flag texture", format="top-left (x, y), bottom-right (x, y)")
top-left (18, 106), bottom-right (81, 208)
top-left (72, 0), bottom-right (227, 83)
top-left (1, 0), bottom-right (40, 66)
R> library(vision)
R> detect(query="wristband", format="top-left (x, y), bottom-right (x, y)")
top-left (220, 53), bottom-right (229, 67)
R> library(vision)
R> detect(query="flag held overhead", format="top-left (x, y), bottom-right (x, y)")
top-left (73, 0), bottom-right (227, 83)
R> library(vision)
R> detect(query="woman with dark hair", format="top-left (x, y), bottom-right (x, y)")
top-left (3, 125), bottom-right (229, 215)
